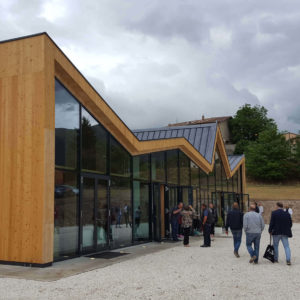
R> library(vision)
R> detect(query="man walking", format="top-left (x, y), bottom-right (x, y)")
top-left (171, 202), bottom-right (183, 241)
top-left (209, 203), bottom-right (218, 240)
top-left (269, 202), bottom-right (292, 265)
top-left (243, 204), bottom-right (265, 264)
top-left (225, 202), bottom-right (243, 258)
top-left (200, 203), bottom-right (213, 247)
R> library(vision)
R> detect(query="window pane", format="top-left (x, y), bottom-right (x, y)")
top-left (151, 152), bottom-right (165, 182)
top-left (110, 137), bottom-right (131, 177)
top-left (167, 150), bottom-right (178, 185)
top-left (133, 155), bottom-right (150, 181)
top-left (110, 176), bottom-right (132, 248)
top-left (82, 107), bottom-right (107, 174)
top-left (191, 161), bottom-right (199, 187)
top-left (215, 153), bottom-right (222, 191)
top-left (179, 151), bottom-right (190, 186)
top-left (54, 170), bottom-right (79, 260)
top-left (55, 80), bottom-right (79, 170)
top-left (133, 181), bottom-right (150, 242)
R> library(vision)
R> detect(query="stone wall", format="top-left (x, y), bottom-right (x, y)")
top-left (255, 200), bottom-right (300, 224)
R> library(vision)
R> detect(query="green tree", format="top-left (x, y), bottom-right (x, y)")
top-left (229, 104), bottom-right (277, 154)
top-left (245, 128), bottom-right (290, 181)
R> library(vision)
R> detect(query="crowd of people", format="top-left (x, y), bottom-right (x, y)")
top-left (171, 200), bottom-right (293, 265)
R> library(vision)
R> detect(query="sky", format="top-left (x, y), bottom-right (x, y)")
top-left (1, 0), bottom-right (300, 132)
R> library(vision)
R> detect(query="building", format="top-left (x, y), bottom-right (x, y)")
top-left (0, 33), bottom-right (246, 267)
top-left (169, 115), bottom-right (236, 154)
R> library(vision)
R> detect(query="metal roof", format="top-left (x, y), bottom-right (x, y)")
top-left (227, 155), bottom-right (245, 171)
top-left (133, 123), bottom-right (217, 163)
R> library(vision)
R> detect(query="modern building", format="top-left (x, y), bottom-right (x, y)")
top-left (0, 33), bottom-right (246, 267)
top-left (169, 116), bottom-right (236, 154)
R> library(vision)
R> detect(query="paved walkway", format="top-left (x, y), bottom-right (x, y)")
top-left (0, 224), bottom-right (299, 299)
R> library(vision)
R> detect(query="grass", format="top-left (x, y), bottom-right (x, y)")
top-left (246, 182), bottom-right (300, 201)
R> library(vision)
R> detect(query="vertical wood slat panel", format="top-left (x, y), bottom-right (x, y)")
top-left (0, 36), bottom-right (54, 264)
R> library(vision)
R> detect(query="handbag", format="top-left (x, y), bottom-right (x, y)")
top-left (263, 235), bottom-right (275, 263)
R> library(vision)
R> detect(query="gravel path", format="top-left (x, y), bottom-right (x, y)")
top-left (1, 224), bottom-right (299, 300)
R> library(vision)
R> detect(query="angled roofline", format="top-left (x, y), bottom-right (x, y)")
top-left (0, 32), bottom-right (245, 179)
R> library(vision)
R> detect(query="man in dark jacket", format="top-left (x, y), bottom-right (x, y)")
top-left (200, 203), bottom-right (213, 247)
top-left (225, 202), bottom-right (244, 257)
top-left (269, 202), bottom-right (292, 265)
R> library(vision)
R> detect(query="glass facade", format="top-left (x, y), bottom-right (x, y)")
top-left (54, 78), bottom-right (246, 260)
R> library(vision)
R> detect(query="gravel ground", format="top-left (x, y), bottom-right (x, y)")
top-left (1, 224), bottom-right (299, 300)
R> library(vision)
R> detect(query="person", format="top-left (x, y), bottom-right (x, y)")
top-left (116, 206), bottom-right (122, 228)
top-left (135, 206), bottom-right (141, 228)
top-left (253, 202), bottom-right (260, 213)
top-left (269, 202), bottom-right (292, 265)
top-left (225, 202), bottom-right (244, 258)
top-left (181, 205), bottom-right (195, 247)
top-left (243, 204), bottom-right (265, 264)
top-left (258, 202), bottom-right (264, 216)
top-left (171, 202), bottom-right (183, 241)
top-left (209, 203), bottom-right (218, 239)
top-left (124, 204), bottom-right (130, 228)
top-left (285, 204), bottom-right (293, 217)
top-left (200, 203), bottom-right (213, 247)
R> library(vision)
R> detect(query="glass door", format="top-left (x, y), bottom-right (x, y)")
top-left (81, 176), bottom-right (109, 253)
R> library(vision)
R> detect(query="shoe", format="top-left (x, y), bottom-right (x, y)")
top-left (254, 261), bottom-right (258, 264)
top-left (249, 255), bottom-right (257, 263)
top-left (200, 244), bottom-right (210, 247)
top-left (287, 261), bottom-right (291, 265)
top-left (234, 251), bottom-right (240, 258)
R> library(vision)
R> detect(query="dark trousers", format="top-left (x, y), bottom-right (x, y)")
top-left (183, 227), bottom-right (190, 245)
top-left (171, 220), bottom-right (179, 241)
top-left (210, 223), bottom-right (215, 235)
top-left (231, 229), bottom-right (242, 252)
top-left (203, 224), bottom-right (211, 246)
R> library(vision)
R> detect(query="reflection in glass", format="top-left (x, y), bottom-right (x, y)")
top-left (179, 151), bottom-right (190, 186)
top-left (82, 107), bottom-right (107, 174)
top-left (110, 137), bottom-right (131, 177)
top-left (133, 181), bottom-right (150, 242)
top-left (133, 155), bottom-right (150, 181)
top-left (215, 152), bottom-right (222, 191)
top-left (55, 80), bottom-right (79, 169)
top-left (110, 177), bottom-right (132, 248)
top-left (191, 161), bottom-right (200, 187)
top-left (167, 150), bottom-right (178, 185)
top-left (97, 180), bottom-right (108, 249)
top-left (54, 170), bottom-right (78, 260)
top-left (151, 152), bottom-right (165, 182)
top-left (152, 184), bottom-right (161, 241)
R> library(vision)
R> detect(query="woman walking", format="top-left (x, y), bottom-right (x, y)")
top-left (181, 205), bottom-right (195, 247)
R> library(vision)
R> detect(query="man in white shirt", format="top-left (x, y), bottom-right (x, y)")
top-left (258, 203), bottom-right (264, 216)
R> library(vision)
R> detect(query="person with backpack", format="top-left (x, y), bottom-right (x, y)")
top-left (180, 204), bottom-right (195, 247)
top-left (200, 203), bottom-right (213, 247)
top-left (209, 203), bottom-right (218, 239)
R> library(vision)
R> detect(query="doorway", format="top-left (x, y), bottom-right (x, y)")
top-left (81, 176), bottom-right (109, 254)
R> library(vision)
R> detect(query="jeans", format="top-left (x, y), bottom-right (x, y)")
top-left (171, 220), bottom-right (179, 241)
top-left (231, 229), bottom-right (242, 253)
top-left (273, 235), bottom-right (291, 262)
top-left (246, 232), bottom-right (261, 262)
top-left (203, 224), bottom-right (211, 246)
top-left (183, 227), bottom-right (190, 245)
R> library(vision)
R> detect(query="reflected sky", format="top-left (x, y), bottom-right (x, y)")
top-left (55, 80), bottom-right (80, 129)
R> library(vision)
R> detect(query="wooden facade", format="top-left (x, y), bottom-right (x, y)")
top-left (0, 33), bottom-right (246, 265)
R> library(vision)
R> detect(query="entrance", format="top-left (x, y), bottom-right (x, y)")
top-left (81, 176), bottom-right (109, 253)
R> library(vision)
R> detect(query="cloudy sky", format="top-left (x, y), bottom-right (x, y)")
top-left (1, 0), bottom-right (300, 132)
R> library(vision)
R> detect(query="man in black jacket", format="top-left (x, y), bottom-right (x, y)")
top-left (269, 202), bottom-right (292, 265)
top-left (225, 202), bottom-right (244, 258)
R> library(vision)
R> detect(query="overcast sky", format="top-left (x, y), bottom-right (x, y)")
top-left (1, 0), bottom-right (300, 132)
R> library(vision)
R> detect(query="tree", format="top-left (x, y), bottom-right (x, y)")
top-left (245, 128), bottom-right (290, 181)
top-left (229, 104), bottom-right (277, 154)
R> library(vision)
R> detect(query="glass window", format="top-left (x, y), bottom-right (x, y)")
top-left (179, 151), bottom-right (190, 186)
top-left (221, 162), bottom-right (228, 192)
top-left (110, 137), bottom-right (131, 177)
top-left (133, 155), bottom-right (150, 181)
top-left (81, 107), bottom-right (108, 174)
top-left (215, 152), bottom-right (222, 191)
top-left (208, 167), bottom-right (215, 202)
top-left (151, 152), bottom-right (166, 182)
top-left (54, 170), bottom-right (79, 260)
top-left (55, 80), bottom-right (79, 170)
top-left (167, 150), bottom-right (178, 185)
top-left (110, 176), bottom-right (132, 248)
top-left (191, 161), bottom-right (199, 187)
top-left (133, 181), bottom-right (150, 242)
